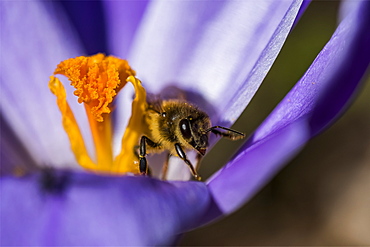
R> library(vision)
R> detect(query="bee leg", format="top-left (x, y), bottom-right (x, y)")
top-left (161, 153), bottom-right (171, 180)
top-left (195, 153), bottom-right (203, 172)
top-left (174, 143), bottom-right (202, 181)
top-left (139, 136), bottom-right (158, 176)
top-left (210, 128), bottom-right (245, 140)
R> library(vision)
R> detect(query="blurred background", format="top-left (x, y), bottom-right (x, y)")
top-left (181, 0), bottom-right (370, 245)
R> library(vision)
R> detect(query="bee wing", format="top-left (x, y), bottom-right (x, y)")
top-left (147, 86), bottom-right (188, 113)
top-left (146, 93), bottom-right (164, 113)
top-left (160, 85), bottom-right (187, 101)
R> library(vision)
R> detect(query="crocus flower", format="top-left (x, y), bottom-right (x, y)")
top-left (1, 0), bottom-right (369, 246)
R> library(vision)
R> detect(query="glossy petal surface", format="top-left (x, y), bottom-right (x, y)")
top-left (0, 1), bottom-right (91, 169)
top-left (127, 0), bottom-right (303, 125)
top-left (0, 115), bottom-right (38, 175)
top-left (0, 172), bottom-right (209, 246)
top-left (58, 1), bottom-right (108, 54)
top-left (108, 0), bottom-right (304, 178)
top-left (206, 0), bottom-right (370, 217)
top-left (205, 120), bottom-right (310, 221)
top-left (103, 0), bottom-right (150, 58)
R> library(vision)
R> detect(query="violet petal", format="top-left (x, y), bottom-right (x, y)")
top-left (0, 1), bottom-right (93, 169)
top-left (57, 1), bottom-right (108, 54)
top-left (308, 1), bottom-right (370, 136)
top-left (113, 1), bottom-right (304, 178)
top-left (253, 0), bottom-right (370, 142)
top-left (0, 172), bottom-right (209, 246)
top-left (205, 120), bottom-right (310, 220)
top-left (206, 0), bottom-right (370, 218)
top-left (103, 0), bottom-right (150, 58)
top-left (127, 0), bottom-right (303, 125)
top-left (292, 0), bottom-right (311, 27)
top-left (0, 115), bottom-right (39, 175)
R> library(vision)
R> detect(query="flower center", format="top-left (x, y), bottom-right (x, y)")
top-left (49, 54), bottom-right (147, 174)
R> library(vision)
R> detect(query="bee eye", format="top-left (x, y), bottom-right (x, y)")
top-left (179, 119), bottom-right (192, 139)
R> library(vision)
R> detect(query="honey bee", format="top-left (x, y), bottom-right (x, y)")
top-left (139, 99), bottom-right (245, 181)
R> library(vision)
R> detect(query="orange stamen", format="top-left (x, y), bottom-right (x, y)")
top-left (54, 53), bottom-right (135, 122)
top-left (49, 54), bottom-right (146, 174)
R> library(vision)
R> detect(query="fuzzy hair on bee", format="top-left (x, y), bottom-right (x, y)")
top-left (138, 97), bottom-right (245, 181)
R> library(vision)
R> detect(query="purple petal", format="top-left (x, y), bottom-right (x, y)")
top-left (253, 0), bottom-right (370, 142)
top-left (112, 0), bottom-right (303, 180)
top-left (127, 0), bottom-right (303, 125)
top-left (58, 1), bottom-right (108, 54)
top-left (0, 115), bottom-right (39, 175)
top-left (206, 0), bottom-right (370, 218)
top-left (111, 1), bottom-right (303, 160)
top-left (0, 1), bottom-right (93, 169)
top-left (103, 0), bottom-right (150, 58)
top-left (0, 172), bottom-right (209, 246)
top-left (339, 0), bottom-right (359, 21)
top-left (205, 120), bottom-right (310, 220)
top-left (308, 1), bottom-right (370, 136)
top-left (292, 0), bottom-right (311, 27)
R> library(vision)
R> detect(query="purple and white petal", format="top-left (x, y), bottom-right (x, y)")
top-left (113, 0), bottom-right (303, 179)
top-left (128, 0), bottom-right (303, 125)
top-left (0, 115), bottom-right (39, 175)
top-left (0, 172), bottom-right (210, 246)
top-left (206, 120), bottom-right (309, 219)
top-left (0, 1), bottom-right (92, 169)
top-left (206, 0), bottom-right (370, 219)
top-left (293, 0), bottom-right (311, 27)
top-left (103, 0), bottom-right (150, 58)
top-left (58, 1), bottom-right (109, 55)
top-left (253, 0), bottom-right (369, 142)
top-left (309, 1), bottom-right (370, 135)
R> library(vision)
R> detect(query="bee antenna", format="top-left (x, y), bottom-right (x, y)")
top-left (205, 126), bottom-right (245, 137)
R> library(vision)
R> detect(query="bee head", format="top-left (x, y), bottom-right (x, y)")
top-left (179, 115), bottom-right (210, 156)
